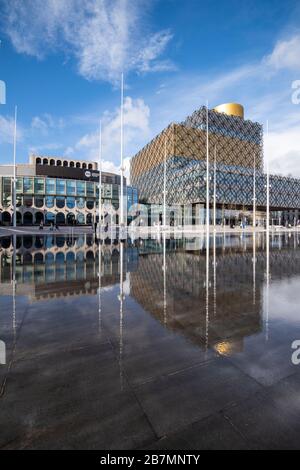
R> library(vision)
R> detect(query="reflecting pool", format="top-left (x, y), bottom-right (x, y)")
top-left (0, 232), bottom-right (300, 449)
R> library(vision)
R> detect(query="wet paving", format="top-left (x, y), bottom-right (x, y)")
top-left (0, 232), bottom-right (300, 449)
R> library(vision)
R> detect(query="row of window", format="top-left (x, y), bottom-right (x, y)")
top-left (2, 196), bottom-right (117, 210)
top-left (36, 157), bottom-right (94, 170)
top-left (1, 211), bottom-right (99, 225)
top-left (1, 177), bottom-right (116, 198)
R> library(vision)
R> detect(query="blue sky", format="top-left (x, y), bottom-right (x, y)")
top-left (1, 0), bottom-right (300, 178)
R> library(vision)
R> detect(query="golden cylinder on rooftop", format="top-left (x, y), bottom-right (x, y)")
top-left (213, 103), bottom-right (244, 119)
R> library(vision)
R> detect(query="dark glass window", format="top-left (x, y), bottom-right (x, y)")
top-left (23, 177), bottom-right (34, 193)
top-left (34, 178), bottom-right (45, 194)
top-left (66, 196), bottom-right (75, 209)
top-left (86, 199), bottom-right (94, 210)
top-left (56, 197), bottom-right (65, 209)
top-left (24, 196), bottom-right (33, 207)
top-left (86, 182), bottom-right (94, 197)
top-left (35, 197), bottom-right (44, 208)
top-left (45, 196), bottom-right (54, 208)
top-left (2, 177), bottom-right (12, 207)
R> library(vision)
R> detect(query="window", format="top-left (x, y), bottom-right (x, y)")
top-left (45, 212), bottom-right (55, 225)
top-left (86, 199), bottom-right (94, 210)
top-left (16, 178), bottom-right (22, 193)
top-left (34, 177), bottom-right (45, 194)
top-left (2, 177), bottom-right (11, 207)
top-left (76, 181), bottom-right (85, 196)
top-left (34, 197), bottom-right (44, 208)
top-left (56, 179), bottom-right (66, 195)
top-left (56, 196), bottom-right (65, 209)
top-left (104, 184), bottom-right (113, 198)
top-left (46, 178), bottom-right (56, 194)
top-left (77, 213), bottom-right (85, 224)
top-left (76, 197), bottom-right (85, 209)
top-left (86, 182), bottom-right (94, 197)
top-left (66, 180), bottom-right (76, 195)
top-left (45, 196), bottom-right (54, 208)
top-left (23, 177), bottom-right (34, 194)
top-left (24, 196), bottom-right (33, 207)
top-left (66, 196), bottom-right (75, 209)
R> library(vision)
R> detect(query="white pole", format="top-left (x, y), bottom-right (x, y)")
top-left (206, 102), bottom-right (210, 239)
top-left (13, 105), bottom-right (17, 228)
top-left (98, 120), bottom-right (102, 228)
top-left (98, 240), bottom-right (102, 333)
top-left (265, 120), bottom-right (270, 342)
top-left (213, 145), bottom-right (216, 231)
top-left (253, 150), bottom-right (256, 230)
top-left (163, 136), bottom-right (167, 228)
top-left (120, 72), bottom-right (124, 227)
top-left (119, 241), bottom-right (124, 389)
top-left (163, 232), bottom-right (167, 325)
top-left (266, 120), bottom-right (270, 235)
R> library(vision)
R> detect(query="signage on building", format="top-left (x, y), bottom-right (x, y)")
top-left (36, 164), bottom-right (100, 182)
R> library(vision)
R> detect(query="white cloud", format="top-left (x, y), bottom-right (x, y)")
top-left (2, 0), bottom-right (174, 83)
top-left (75, 96), bottom-right (150, 180)
top-left (265, 34), bottom-right (300, 71)
top-left (28, 142), bottom-right (64, 154)
top-left (0, 114), bottom-right (22, 144)
top-left (266, 125), bottom-right (300, 177)
top-left (31, 113), bottom-right (65, 134)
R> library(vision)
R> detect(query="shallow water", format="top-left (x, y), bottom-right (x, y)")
top-left (0, 232), bottom-right (300, 449)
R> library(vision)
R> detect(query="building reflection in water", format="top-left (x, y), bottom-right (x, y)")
top-left (1, 232), bottom-right (300, 357)
top-left (0, 234), bottom-right (138, 301)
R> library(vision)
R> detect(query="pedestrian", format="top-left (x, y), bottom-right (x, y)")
top-left (39, 221), bottom-right (44, 230)
top-left (55, 222), bottom-right (59, 231)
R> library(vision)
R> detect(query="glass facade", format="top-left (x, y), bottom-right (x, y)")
top-left (0, 175), bottom-right (122, 225)
top-left (46, 178), bottom-right (56, 195)
top-left (23, 177), bottom-right (34, 194)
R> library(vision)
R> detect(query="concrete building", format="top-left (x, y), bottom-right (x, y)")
top-left (0, 155), bottom-right (126, 226)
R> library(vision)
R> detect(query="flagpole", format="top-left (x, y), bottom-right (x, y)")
top-left (266, 120), bottom-right (270, 236)
top-left (98, 120), bottom-right (102, 229)
top-left (120, 72), bottom-right (124, 227)
top-left (163, 136), bottom-right (167, 228)
top-left (13, 106), bottom-right (17, 228)
top-left (213, 145), bottom-right (216, 231)
top-left (206, 101), bottom-right (210, 240)
top-left (253, 151), bottom-right (256, 230)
